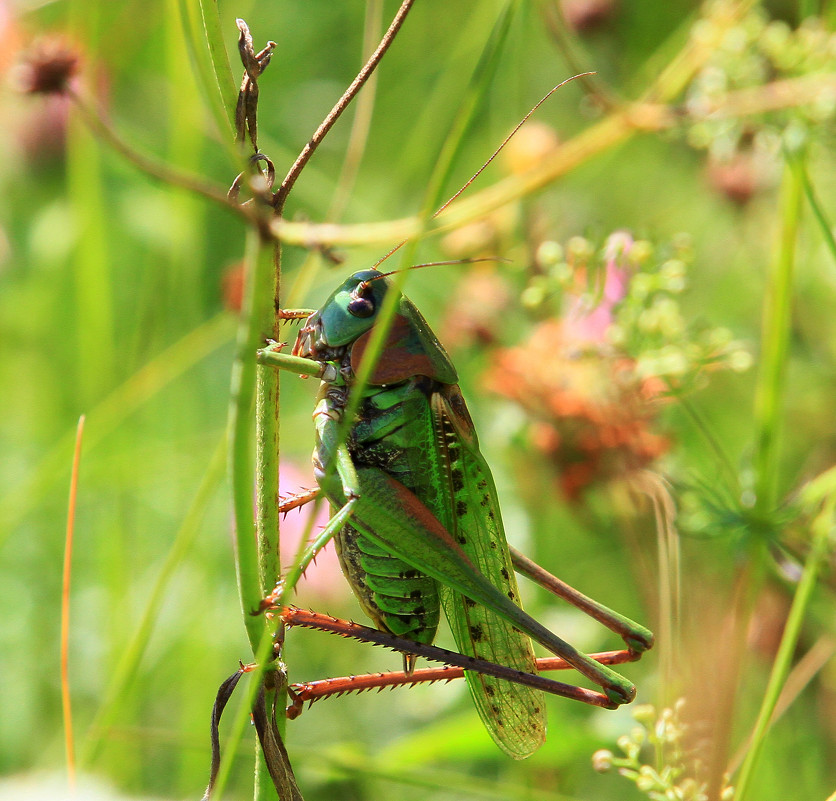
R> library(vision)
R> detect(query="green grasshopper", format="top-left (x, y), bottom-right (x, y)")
top-left (258, 269), bottom-right (654, 759)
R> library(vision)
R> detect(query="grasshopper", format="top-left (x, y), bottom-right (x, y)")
top-left (258, 268), bottom-right (654, 759)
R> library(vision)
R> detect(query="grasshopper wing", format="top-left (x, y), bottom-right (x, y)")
top-left (431, 386), bottom-right (547, 759)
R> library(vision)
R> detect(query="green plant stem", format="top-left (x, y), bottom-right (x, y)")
top-left (255, 246), bottom-right (283, 801)
top-left (699, 153), bottom-right (804, 789)
top-left (201, 12), bottom-right (288, 797)
top-left (256, 358), bottom-right (280, 598)
top-left (229, 229), bottom-right (286, 800)
top-left (228, 229), bottom-right (275, 654)
top-left (734, 496), bottom-right (834, 800)
top-left (792, 158), bottom-right (836, 269)
top-left (752, 161), bottom-right (804, 517)
top-left (69, 88), bottom-right (247, 217)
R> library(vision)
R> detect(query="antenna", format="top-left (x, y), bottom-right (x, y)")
top-left (371, 73), bottom-right (594, 271)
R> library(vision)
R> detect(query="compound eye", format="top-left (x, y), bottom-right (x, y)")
top-left (347, 283), bottom-right (375, 318)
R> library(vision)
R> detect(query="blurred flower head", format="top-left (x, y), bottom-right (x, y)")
top-left (484, 318), bottom-right (669, 500)
top-left (221, 260), bottom-right (246, 313)
top-left (500, 120), bottom-right (559, 175)
top-left (12, 35), bottom-right (80, 95)
top-left (439, 269), bottom-right (512, 349)
top-left (560, 0), bottom-right (618, 33)
top-left (484, 230), bottom-right (750, 498)
top-left (685, 7), bottom-right (836, 163)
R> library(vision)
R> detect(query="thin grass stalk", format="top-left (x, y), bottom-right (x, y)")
top-left (214, 17), bottom-right (288, 796)
top-left (178, 0), bottom-right (240, 157)
top-left (66, 113), bottom-right (115, 403)
top-left (326, 0), bottom-right (385, 223)
top-left (752, 158), bottom-right (804, 517)
top-left (255, 247), bottom-right (283, 801)
top-left (229, 228), bottom-right (285, 799)
top-left (728, 635), bottom-right (836, 775)
top-left (196, 0), bottom-right (237, 130)
top-left (537, 0), bottom-right (618, 107)
top-left (396, 3), bottom-right (512, 186)
top-left (61, 415), bottom-right (85, 791)
top-left (734, 495), bottom-right (834, 800)
top-left (792, 158), bottom-right (836, 268)
top-left (256, 357), bottom-right (280, 599)
top-left (65, 0), bottom-right (115, 407)
top-left (416, 0), bottom-right (519, 221)
top-left (729, 152), bottom-right (805, 800)
top-left (165, 0), bottom-right (209, 328)
top-left (67, 88), bottom-right (244, 215)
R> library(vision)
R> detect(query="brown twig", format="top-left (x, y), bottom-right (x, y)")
top-left (67, 87), bottom-right (256, 223)
top-left (272, 0), bottom-right (416, 213)
top-left (234, 19), bottom-right (276, 152)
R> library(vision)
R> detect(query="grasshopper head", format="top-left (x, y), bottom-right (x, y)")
top-left (294, 269), bottom-right (458, 385)
top-left (292, 270), bottom-right (385, 361)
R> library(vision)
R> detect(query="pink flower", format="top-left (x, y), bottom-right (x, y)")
top-left (278, 463), bottom-right (347, 604)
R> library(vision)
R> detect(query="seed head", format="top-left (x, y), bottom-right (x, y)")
top-left (13, 36), bottom-right (80, 96)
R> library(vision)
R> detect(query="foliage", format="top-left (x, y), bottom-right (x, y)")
top-left (1, 1), bottom-right (836, 800)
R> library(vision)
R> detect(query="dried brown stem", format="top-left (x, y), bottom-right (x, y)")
top-left (67, 87), bottom-right (249, 220)
top-left (272, 0), bottom-right (416, 213)
top-left (234, 19), bottom-right (276, 152)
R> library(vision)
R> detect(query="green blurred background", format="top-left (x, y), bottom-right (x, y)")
top-left (1, 1), bottom-right (836, 799)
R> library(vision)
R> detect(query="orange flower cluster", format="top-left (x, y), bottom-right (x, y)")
top-left (484, 320), bottom-right (668, 500)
